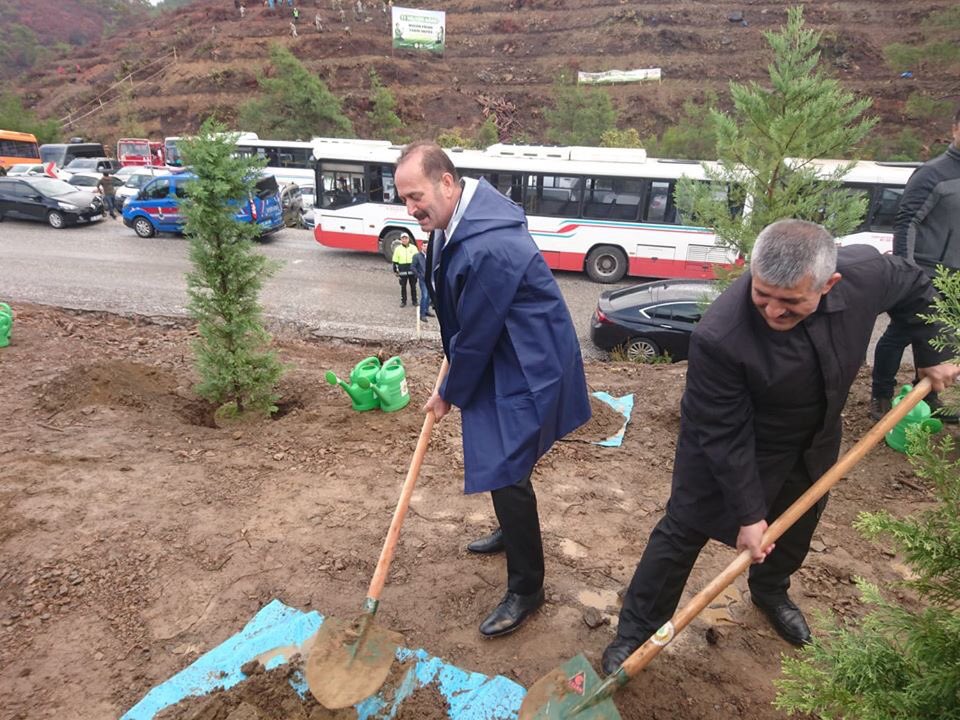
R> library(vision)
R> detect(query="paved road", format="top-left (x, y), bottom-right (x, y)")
top-left (0, 217), bottom-right (609, 355)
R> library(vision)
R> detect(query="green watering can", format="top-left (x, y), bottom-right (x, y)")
top-left (325, 356), bottom-right (382, 412)
top-left (358, 356), bottom-right (410, 413)
top-left (0, 303), bottom-right (12, 348)
top-left (884, 384), bottom-right (943, 453)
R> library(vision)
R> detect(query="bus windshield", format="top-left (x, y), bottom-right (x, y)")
top-left (0, 130), bottom-right (41, 170)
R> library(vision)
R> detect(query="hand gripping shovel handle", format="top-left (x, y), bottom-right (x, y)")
top-left (365, 357), bottom-right (449, 607)
top-left (574, 378), bottom-right (934, 714)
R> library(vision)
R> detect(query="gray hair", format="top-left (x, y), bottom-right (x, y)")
top-left (751, 219), bottom-right (837, 288)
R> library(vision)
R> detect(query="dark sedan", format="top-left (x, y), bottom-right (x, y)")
top-left (0, 176), bottom-right (105, 228)
top-left (590, 279), bottom-right (719, 362)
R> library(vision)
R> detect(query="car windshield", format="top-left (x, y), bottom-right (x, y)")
top-left (25, 178), bottom-right (79, 197)
top-left (254, 175), bottom-right (279, 199)
top-left (66, 158), bottom-right (97, 170)
top-left (125, 174), bottom-right (152, 188)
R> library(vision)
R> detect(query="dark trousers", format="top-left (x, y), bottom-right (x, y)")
top-left (398, 274), bottom-right (417, 304)
top-left (871, 315), bottom-right (939, 404)
top-left (491, 470), bottom-right (544, 595)
top-left (616, 464), bottom-right (825, 643)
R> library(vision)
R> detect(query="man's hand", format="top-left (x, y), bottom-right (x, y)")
top-left (918, 364), bottom-right (960, 393)
top-left (736, 520), bottom-right (774, 564)
top-left (423, 390), bottom-right (451, 422)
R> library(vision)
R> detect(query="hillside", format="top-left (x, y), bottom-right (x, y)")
top-left (12, 0), bottom-right (960, 156)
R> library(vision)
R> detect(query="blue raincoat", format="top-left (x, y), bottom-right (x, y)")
top-left (425, 179), bottom-right (591, 494)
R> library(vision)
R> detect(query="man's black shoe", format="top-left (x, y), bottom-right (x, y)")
top-left (400, 301), bottom-right (406, 307)
top-left (466, 528), bottom-right (504, 554)
top-left (478, 589), bottom-right (544, 637)
top-left (425, 311), bottom-right (435, 317)
top-left (869, 396), bottom-right (892, 421)
top-left (601, 635), bottom-right (641, 675)
top-left (752, 595), bottom-right (812, 646)
top-left (419, 315), bottom-right (430, 322)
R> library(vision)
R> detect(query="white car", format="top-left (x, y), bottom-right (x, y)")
top-left (66, 172), bottom-right (124, 194)
top-left (116, 168), bottom-right (165, 207)
top-left (6, 163), bottom-right (48, 177)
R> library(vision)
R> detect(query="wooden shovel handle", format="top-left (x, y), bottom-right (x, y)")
top-left (367, 357), bottom-right (449, 601)
top-left (620, 377), bottom-right (933, 678)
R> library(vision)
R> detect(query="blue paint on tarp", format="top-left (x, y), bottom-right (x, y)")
top-left (591, 392), bottom-right (634, 447)
top-left (121, 600), bottom-right (525, 720)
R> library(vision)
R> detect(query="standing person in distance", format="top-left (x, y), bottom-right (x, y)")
top-left (393, 141), bottom-right (591, 637)
top-left (391, 234), bottom-right (417, 308)
top-left (96, 170), bottom-right (118, 220)
top-left (411, 238), bottom-right (433, 322)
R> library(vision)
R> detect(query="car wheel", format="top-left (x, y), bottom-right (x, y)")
top-left (585, 245), bottom-right (628, 283)
top-left (47, 210), bottom-right (66, 229)
top-left (133, 216), bottom-right (156, 238)
top-left (381, 229), bottom-right (412, 261)
top-left (626, 337), bottom-right (661, 363)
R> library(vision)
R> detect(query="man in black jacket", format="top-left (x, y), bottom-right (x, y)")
top-left (601, 219), bottom-right (960, 675)
top-left (871, 107), bottom-right (960, 423)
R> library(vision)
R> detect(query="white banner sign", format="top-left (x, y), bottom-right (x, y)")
top-left (578, 68), bottom-right (662, 84)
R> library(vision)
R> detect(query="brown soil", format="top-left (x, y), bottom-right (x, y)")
top-left (14, 1), bottom-right (959, 154)
top-left (562, 393), bottom-right (627, 444)
top-left (0, 301), bottom-right (950, 720)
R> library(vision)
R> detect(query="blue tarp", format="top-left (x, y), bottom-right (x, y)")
top-left (591, 392), bottom-right (634, 447)
top-left (121, 600), bottom-right (525, 719)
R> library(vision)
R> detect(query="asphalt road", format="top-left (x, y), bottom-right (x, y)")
top-left (0, 217), bottom-right (609, 355)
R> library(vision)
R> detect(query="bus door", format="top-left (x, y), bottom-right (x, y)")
top-left (317, 161), bottom-right (368, 235)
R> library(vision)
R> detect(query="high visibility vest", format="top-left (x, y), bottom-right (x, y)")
top-left (392, 244), bottom-right (417, 265)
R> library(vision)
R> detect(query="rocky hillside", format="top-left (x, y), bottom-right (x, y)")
top-left (12, 0), bottom-right (960, 155)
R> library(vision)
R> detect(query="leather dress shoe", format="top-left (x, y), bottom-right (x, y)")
top-left (869, 396), bottom-right (892, 421)
top-left (479, 589), bottom-right (544, 637)
top-left (752, 595), bottom-right (812, 646)
top-left (601, 635), bottom-right (641, 675)
top-left (466, 528), bottom-right (504, 554)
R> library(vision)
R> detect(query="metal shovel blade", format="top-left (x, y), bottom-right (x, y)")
top-left (304, 614), bottom-right (403, 709)
top-left (518, 654), bottom-right (621, 720)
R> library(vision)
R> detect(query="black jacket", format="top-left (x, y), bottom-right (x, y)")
top-left (666, 245), bottom-right (947, 545)
top-left (893, 144), bottom-right (960, 274)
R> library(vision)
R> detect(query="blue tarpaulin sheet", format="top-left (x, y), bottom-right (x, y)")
top-left (121, 599), bottom-right (525, 719)
top-left (591, 392), bottom-right (634, 447)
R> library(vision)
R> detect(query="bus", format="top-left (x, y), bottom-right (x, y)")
top-left (117, 138), bottom-right (165, 167)
top-left (0, 130), bottom-right (41, 171)
top-left (310, 139), bottom-right (917, 283)
top-left (164, 132), bottom-right (259, 169)
top-left (233, 137), bottom-right (317, 187)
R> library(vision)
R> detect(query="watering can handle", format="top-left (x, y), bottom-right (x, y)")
top-left (366, 357), bottom-right (449, 602)
top-left (617, 377), bottom-right (933, 679)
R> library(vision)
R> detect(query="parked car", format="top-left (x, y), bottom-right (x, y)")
top-left (6, 163), bottom-right (47, 177)
top-left (589, 279), bottom-right (718, 362)
top-left (302, 207), bottom-right (316, 231)
top-left (115, 168), bottom-right (165, 207)
top-left (122, 173), bottom-right (284, 239)
top-left (66, 172), bottom-right (124, 193)
top-left (39, 142), bottom-right (107, 169)
top-left (0, 176), bottom-right (105, 228)
top-left (63, 156), bottom-right (122, 174)
top-left (279, 182), bottom-right (303, 228)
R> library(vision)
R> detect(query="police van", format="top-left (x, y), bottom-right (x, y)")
top-left (122, 173), bottom-right (284, 239)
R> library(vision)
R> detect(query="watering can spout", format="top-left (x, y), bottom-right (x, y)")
top-left (327, 370), bottom-right (380, 411)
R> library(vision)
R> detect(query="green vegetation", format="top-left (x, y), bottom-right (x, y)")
top-left (178, 119), bottom-right (284, 418)
top-left (0, 92), bottom-right (60, 143)
top-left (675, 6), bottom-right (876, 261)
top-left (884, 41), bottom-right (960, 74)
top-left (643, 93), bottom-right (721, 159)
top-left (905, 93), bottom-right (955, 122)
top-left (476, 116), bottom-right (500, 149)
top-left (544, 74), bottom-right (617, 146)
top-left (436, 117), bottom-right (501, 149)
top-left (366, 70), bottom-right (403, 143)
top-left (239, 44), bottom-right (353, 140)
top-left (600, 128), bottom-right (642, 148)
top-left (776, 269), bottom-right (960, 720)
top-left (436, 128), bottom-right (476, 149)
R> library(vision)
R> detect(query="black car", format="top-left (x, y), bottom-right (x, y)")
top-left (0, 176), bottom-right (105, 228)
top-left (590, 279), bottom-right (719, 362)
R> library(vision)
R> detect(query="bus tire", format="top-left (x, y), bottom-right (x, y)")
top-left (625, 337), bottom-right (660, 363)
top-left (585, 245), bottom-right (628, 283)
top-left (381, 229), bottom-right (412, 261)
top-left (133, 216), bottom-right (156, 238)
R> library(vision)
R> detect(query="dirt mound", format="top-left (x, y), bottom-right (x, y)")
top-left (35, 360), bottom-right (182, 414)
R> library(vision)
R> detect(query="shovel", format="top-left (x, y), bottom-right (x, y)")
top-left (305, 357), bottom-right (449, 709)
top-left (518, 378), bottom-right (934, 720)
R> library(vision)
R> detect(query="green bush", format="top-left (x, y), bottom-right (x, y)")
top-left (544, 74), bottom-right (617, 146)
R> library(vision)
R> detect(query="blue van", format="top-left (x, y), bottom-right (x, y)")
top-left (122, 173), bottom-right (284, 239)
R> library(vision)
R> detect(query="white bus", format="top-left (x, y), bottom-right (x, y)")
top-left (310, 139), bottom-right (917, 283)
top-left (164, 132), bottom-right (259, 169)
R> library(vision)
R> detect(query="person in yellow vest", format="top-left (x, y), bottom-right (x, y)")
top-left (392, 234), bottom-right (418, 307)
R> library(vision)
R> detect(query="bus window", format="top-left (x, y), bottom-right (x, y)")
top-left (319, 162), bottom-right (366, 208)
top-left (527, 174), bottom-right (580, 217)
top-left (869, 186), bottom-right (902, 231)
top-left (0, 131), bottom-right (41, 170)
top-left (645, 181), bottom-right (674, 223)
top-left (584, 176), bottom-right (641, 221)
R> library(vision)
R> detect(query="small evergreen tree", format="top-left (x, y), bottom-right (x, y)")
top-left (239, 44), bottom-right (353, 140)
top-left (544, 74), bottom-right (617, 146)
top-left (476, 115), bottom-right (500, 149)
top-left (178, 119), bottom-right (284, 418)
top-left (775, 267), bottom-right (960, 719)
top-left (600, 128), bottom-right (642, 148)
top-left (366, 69), bottom-right (403, 143)
top-left (643, 93), bottom-right (720, 160)
top-left (675, 6), bottom-right (876, 260)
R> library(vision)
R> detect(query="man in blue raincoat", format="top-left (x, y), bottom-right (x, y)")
top-left (394, 141), bottom-right (591, 638)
